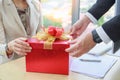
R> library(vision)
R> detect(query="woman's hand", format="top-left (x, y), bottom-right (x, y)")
top-left (7, 37), bottom-right (32, 56)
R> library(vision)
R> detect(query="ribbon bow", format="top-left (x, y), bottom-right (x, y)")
top-left (33, 26), bottom-right (70, 49)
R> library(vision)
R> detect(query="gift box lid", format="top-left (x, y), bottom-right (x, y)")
top-left (27, 38), bottom-right (69, 50)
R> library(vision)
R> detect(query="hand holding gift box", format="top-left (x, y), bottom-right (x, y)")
top-left (26, 26), bottom-right (70, 75)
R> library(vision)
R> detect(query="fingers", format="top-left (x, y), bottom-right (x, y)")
top-left (66, 32), bottom-right (96, 57)
top-left (70, 25), bottom-right (80, 39)
top-left (15, 38), bottom-right (30, 48)
top-left (19, 37), bottom-right (28, 41)
top-left (70, 26), bottom-right (76, 35)
top-left (70, 27), bottom-right (82, 39)
top-left (13, 42), bottom-right (32, 55)
top-left (69, 18), bottom-right (90, 39)
top-left (8, 37), bottom-right (32, 56)
top-left (70, 49), bottom-right (84, 57)
top-left (68, 39), bottom-right (77, 44)
top-left (13, 47), bottom-right (30, 56)
top-left (66, 42), bottom-right (79, 54)
top-left (66, 43), bottom-right (85, 57)
top-left (66, 36), bottom-right (85, 57)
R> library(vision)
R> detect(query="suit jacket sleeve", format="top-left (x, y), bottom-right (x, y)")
top-left (88, 0), bottom-right (115, 20)
top-left (102, 15), bottom-right (120, 42)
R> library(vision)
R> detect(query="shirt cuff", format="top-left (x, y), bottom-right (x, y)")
top-left (7, 52), bottom-right (14, 59)
top-left (0, 44), bottom-right (6, 56)
top-left (2, 53), bottom-right (14, 64)
top-left (96, 27), bottom-right (111, 44)
top-left (0, 44), bottom-right (14, 63)
top-left (85, 12), bottom-right (98, 24)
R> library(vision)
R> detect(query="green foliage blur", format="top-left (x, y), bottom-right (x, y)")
top-left (43, 16), bottom-right (62, 28)
top-left (98, 17), bottom-right (105, 26)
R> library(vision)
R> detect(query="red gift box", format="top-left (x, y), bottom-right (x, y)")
top-left (26, 38), bottom-right (70, 75)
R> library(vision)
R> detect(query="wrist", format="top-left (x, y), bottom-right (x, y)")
top-left (83, 15), bottom-right (91, 24)
top-left (6, 44), bottom-right (13, 56)
top-left (92, 30), bottom-right (102, 43)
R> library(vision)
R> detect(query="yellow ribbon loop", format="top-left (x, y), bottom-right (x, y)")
top-left (33, 27), bottom-right (70, 49)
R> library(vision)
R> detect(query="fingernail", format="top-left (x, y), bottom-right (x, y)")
top-left (28, 50), bottom-right (31, 52)
top-left (29, 47), bottom-right (32, 49)
top-left (27, 43), bottom-right (30, 46)
top-left (65, 49), bottom-right (68, 52)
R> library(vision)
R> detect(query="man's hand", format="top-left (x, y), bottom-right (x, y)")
top-left (66, 31), bottom-right (96, 57)
top-left (70, 15), bottom-right (91, 39)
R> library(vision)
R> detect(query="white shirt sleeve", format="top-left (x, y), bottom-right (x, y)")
top-left (96, 27), bottom-right (112, 44)
top-left (85, 12), bottom-right (112, 44)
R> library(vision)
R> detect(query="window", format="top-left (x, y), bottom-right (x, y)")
top-left (79, 0), bottom-right (115, 26)
top-left (41, 0), bottom-right (115, 31)
top-left (41, 0), bottom-right (72, 32)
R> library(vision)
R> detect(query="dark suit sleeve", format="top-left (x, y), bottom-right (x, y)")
top-left (102, 15), bottom-right (120, 42)
top-left (88, 0), bottom-right (115, 20)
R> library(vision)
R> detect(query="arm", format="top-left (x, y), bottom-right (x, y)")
top-left (95, 14), bottom-right (120, 44)
top-left (70, 0), bottom-right (115, 39)
top-left (86, 0), bottom-right (116, 44)
top-left (67, 15), bottom-right (120, 57)
top-left (66, 0), bottom-right (116, 57)
top-left (88, 0), bottom-right (115, 20)
top-left (102, 15), bottom-right (120, 42)
top-left (0, 10), bottom-right (13, 63)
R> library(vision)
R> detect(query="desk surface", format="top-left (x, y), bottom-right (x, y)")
top-left (0, 56), bottom-right (120, 80)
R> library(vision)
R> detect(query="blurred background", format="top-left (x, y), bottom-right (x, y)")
top-left (41, 0), bottom-right (115, 31)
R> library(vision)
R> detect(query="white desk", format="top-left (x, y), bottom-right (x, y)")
top-left (0, 55), bottom-right (120, 80)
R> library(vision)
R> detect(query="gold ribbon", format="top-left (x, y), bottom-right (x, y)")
top-left (33, 28), bottom-right (70, 49)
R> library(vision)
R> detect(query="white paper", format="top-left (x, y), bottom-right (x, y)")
top-left (88, 42), bottom-right (112, 56)
top-left (70, 54), bottom-right (117, 78)
top-left (107, 48), bottom-right (120, 57)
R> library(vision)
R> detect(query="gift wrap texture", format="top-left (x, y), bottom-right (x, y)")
top-left (26, 38), bottom-right (69, 75)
